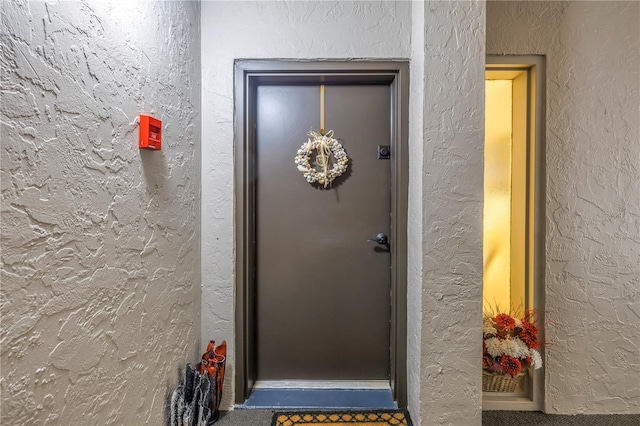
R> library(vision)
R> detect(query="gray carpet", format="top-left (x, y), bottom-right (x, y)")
top-left (213, 410), bottom-right (640, 426)
top-left (482, 411), bottom-right (640, 425)
top-left (216, 410), bottom-right (273, 426)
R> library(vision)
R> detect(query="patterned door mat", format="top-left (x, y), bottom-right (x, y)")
top-left (272, 410), bottom-right (412, 426)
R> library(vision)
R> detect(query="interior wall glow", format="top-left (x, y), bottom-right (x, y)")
top-left (483, 79), bottom-right (512, 313)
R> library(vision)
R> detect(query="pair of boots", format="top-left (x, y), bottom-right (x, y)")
top-left (170, 341), bottom-right (227, 426)
top-left (195, 340), bottom-right (226, 411)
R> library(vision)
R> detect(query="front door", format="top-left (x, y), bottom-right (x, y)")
top-left (254, 83), bottom-right (392, 382)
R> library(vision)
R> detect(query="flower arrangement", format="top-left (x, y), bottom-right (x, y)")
top-left (482, 311), bottom-right (542, 391)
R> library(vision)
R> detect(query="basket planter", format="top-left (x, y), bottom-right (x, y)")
top-left (482, 370), bottom-right (525, 392)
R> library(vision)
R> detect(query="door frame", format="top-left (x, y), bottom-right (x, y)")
top-left (234, 60), bottom-right (409, 407)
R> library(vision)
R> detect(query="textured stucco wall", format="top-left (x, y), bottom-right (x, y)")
top-left (406, 0), bottom-right (425, 421)
top-left (201, 1), bottom-right (411, 408)
top-left (487, 1), bottom-right (640, 414)
top-left (418, 1), bottom-right (486, 425)
top-left (1, 1), bottom-right (201, 424)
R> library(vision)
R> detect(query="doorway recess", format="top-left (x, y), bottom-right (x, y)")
top-left (234, 61), bottom-right (409, 408)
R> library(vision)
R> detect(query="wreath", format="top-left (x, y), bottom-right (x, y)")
top-left (294, 130), bottom-right (349, 188)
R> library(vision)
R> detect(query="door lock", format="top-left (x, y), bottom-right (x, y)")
top-left (378, 145), bottom-right (390, 159)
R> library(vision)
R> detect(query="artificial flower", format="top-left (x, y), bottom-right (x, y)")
top-left (482, 310), bottom-right (543, 377)
top-left (500, 355), bottom-right (522, 377)
top-left (495, 313), bottom-right (516, 330)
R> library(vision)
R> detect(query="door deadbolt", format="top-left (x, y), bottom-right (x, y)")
top-left (378, 145), bottom-right (390, 159)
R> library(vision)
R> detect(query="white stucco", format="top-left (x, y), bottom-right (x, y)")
top-left (200, 0), bottom-right (412, 409)
top-left (406, 0), bottom-right (425, 421)
top-left (1, 1), bottom-right (201, 424)
top-left (487, 0), bottom-right (640, 415)
top-left (418, 1), bottom-right (486, 424)
top-left (3, 0), bottom-right (636, 424)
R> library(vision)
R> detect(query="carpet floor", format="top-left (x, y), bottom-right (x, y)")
top-left (214, 410), bottom-right (640, 426)
top-left (482, 411), bottom-right (640, 425)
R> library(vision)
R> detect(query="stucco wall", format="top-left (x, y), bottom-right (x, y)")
top-left (418, 1), bottom-right (486, 424)
top-left (201, 0), bottom-right (411, 408)
top-left (1, 1), bottom-right (201, 424)
top-left (487, 1), bottom-right (640, 414)
top-left (407, 0), bottom-right (425, 421)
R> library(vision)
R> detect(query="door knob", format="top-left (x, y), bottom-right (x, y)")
top-left (367, 233), bottom-right (388, 245)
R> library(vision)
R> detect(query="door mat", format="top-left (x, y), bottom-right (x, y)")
top-left (272, 410), bottom-right (412, 426)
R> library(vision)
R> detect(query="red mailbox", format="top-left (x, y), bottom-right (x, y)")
top-left (139, 114), bottom-right (162, 150)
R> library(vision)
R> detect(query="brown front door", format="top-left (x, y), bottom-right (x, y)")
top-left (254, 83), bottom-right (392, 381)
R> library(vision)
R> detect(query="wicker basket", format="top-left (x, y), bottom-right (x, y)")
top-left (482, 370), bottom-right (524, 392)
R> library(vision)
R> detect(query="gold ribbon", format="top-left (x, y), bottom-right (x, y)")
top-left (307, 129), bottom-right (334, 188)
top-left (320, 84), bottom-right (325, 135)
